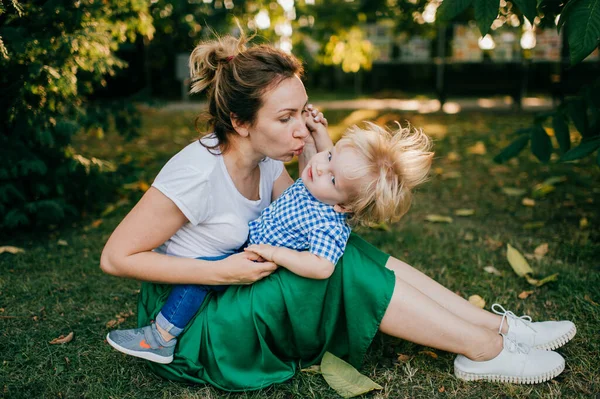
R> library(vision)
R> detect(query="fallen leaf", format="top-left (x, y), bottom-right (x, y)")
top-left (101, 204), bottom-right (117, 217)
top-left (434, 167), bottom-right (444, 175)
top-left (464, 232), bottom-right (474, 241)
top-left (419, 350), bottom-right (438, 359)
top-left (439, 386), bottom-right (446, 393)
top-left (485, 238), bottom-right (503, 250)
top-left (531, 183), bottom-right (555, 199)
top-left (425, 214), bottom-right (453, 223)
top-left (0, 246), bottom-right (25, 255)
top-left (321, 351), bottom-right (383, 398)
top-left (49, 332), bottom-right (74, 345)
top-left (483, 266), bottom-right (502, 276)
top-left (518, 290), bottom-right (534, 299)
top-left (523, 221), bottom-right (545, 229)
top-left (91, 219), bottom-right (103, 228)
top-left (57, 239), bottom-right (68, 246)
top-left (502, 187), bottom-right (527, 197)
top-left (467, 141), bottom-right (487, 155)
top-left (447, 152), bottom-right (460, 161)
top-left (580, 218), bottom-right (588, 229)
top-left (442, 171), bottom-right (462, 179)
top-left (525, 273), bottom-right (559, 287)
top-left (506, 244), bottom-right (534, 277)
top-left (105, 319), bottom-right (119, 328)
top-left (397, 354), bottom-right (412, 362)
top-left (454, 209), bottom-right (475, 216)
top-left (301, 365), bottom-right (322, 374)
top-left (534, 243), bottom-right (549, 260)
top-left (468, 295), bottom-right (486, 308)
top-left (541, 176), bottom-right (567, 186)
top-left (522, 198), bottom-right (536, 207)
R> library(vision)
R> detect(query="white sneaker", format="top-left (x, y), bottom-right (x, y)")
top-left (492, 304), bottom-right (577, 350)
top-left (454, 334), bottom-right (565, 384)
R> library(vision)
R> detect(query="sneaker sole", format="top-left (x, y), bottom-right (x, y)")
top-left (455, 360), bottom-right (565, 384)
top-left (106, 333), bottom-right (174, 364)
top-left (534, 324), bottom-right (577, 351)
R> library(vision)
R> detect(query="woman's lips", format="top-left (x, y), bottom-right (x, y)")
top-left (292, 146), bottom-right (304, 156)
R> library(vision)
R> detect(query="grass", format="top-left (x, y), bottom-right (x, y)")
top-left (1, 105), bottom-right (599, 398)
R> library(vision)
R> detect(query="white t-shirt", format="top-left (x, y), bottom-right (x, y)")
top-left (152, 135), bottom-right (284, 258)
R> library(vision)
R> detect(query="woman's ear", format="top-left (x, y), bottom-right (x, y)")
top-left (231, 113), bottom-right (250, 137)
top-left (333, 204), bottom-right (351, 214)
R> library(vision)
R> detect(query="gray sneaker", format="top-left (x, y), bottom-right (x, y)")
top-left (106, 323), bottom-right (176, 364)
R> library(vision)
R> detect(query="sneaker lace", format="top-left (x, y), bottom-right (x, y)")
top-left (501, 333), bottom-right (531, 354)
top-left (492, 303), bottom-right (537, 334)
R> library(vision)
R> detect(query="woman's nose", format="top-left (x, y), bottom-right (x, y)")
top-left (293, 120), bottom-right (309, 139)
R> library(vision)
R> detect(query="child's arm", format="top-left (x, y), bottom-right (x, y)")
top-left (244, 244), bottom-right (335, 280)
top-left (306, 105), bottom-right (333, 152)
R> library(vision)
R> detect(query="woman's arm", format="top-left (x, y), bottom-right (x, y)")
top-left (245, 244), bottom-right (335, 280)
top-left (100, 187), bottom-right (277, 285)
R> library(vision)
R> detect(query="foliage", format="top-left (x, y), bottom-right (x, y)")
top-left (438, 0), bottom-right (600, 165)
top-left (0, 0), bottom-right (152, 229)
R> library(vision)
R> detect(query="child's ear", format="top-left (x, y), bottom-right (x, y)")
top-left (333, 204), bottom-right (351, 214)
top-left (231, 113), bottom-right (250, 137)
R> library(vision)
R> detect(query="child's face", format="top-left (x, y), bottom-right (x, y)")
top-left (301, 142), bottom-right (361, 212)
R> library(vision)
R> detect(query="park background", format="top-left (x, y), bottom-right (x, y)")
top-left (1, 0), bottom-right (599, 398)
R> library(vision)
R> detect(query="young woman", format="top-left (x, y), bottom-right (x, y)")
top-left (100, 31), bottom-right (576, 391)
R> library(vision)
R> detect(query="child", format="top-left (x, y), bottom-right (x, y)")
top-left (106, 120), bottom-right (433, 364)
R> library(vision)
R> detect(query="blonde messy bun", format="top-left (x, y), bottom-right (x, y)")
top-left (338, 122), bottom-right (434, 226)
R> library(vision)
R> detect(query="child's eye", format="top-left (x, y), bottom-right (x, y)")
top-left (327, 151), bottom-right (332, 161)
top-left (331, 175), bottom-right (336, 185)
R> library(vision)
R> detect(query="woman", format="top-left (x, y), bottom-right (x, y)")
top-left (100, 32), bottom-right (575, 390)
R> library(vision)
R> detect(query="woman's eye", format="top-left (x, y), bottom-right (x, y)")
top-left (280, 116), bottom-right (291, 123)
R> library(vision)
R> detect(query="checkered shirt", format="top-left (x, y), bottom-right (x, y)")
top-left (248, 179), bottom-right (351, 265)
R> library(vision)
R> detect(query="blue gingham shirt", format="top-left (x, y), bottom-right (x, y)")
top-left (248, 179), bottom-right (351, 265)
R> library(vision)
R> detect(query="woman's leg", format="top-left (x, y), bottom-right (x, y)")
top-left (385, 256), bottom-right (507, 333)
top-left (379, 276), bottom-right (503, 361)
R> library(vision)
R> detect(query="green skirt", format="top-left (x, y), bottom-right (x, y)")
top-left (137, 234), bottom-right (396, 391)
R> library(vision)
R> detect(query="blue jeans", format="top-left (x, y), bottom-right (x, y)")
top-left (155, 255), bottom-right (229, 337)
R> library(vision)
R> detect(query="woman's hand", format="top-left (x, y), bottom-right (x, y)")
top-left (219, 251), bottom-right (278, 285)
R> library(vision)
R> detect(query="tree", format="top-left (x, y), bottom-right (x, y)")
top-left (0, 0), bottom-right (153, 229)
top-left (437, 0), bottom-right (600, 165)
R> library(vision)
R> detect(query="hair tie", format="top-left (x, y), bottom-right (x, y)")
top-left (225, 55), bottom-right (235, 62)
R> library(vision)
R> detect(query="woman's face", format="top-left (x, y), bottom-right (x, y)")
top-left (247, 75), bottom-right (310, 162)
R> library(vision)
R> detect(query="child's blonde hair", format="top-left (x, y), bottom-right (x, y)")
top-left (338, 121), bottom-right (433, 226)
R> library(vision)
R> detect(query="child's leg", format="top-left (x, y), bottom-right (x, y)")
top-left (155, 284), bottom-right (213, 340)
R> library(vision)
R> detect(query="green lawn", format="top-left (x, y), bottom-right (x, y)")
top-left (1, 106), bottom-right (599, 398)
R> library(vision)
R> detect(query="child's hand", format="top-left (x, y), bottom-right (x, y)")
top-left (305, 104), bottom-right (328, 134)
top-left (244, 244), bottom-right (278, 263)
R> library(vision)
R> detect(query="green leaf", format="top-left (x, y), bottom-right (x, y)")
top-left (552, 113), bottom-right (571, 154)
top-left (511, 0), bottom-right (538, 24)
top-left (525, 273), bottom-right (559, 287)
top-left (494, 134), bottom-right (531, 163)
top-left (531, 125), bottom-right (552, 163)
top-left (506, 244), bottom-right (534, 277)
top-left (567, 97), bottom-right (589, 135)
top-left (321, 352), bottom-right (383, 398)
top-left (558, 0), bottom-right (581, 32)
top-left (562, 0), bottom-right (600, 65)
top-left (475, 0), bottom-right (500, 36)
top-left (437, 0), bottom-right (475, 21)
top-left (561, 136), bottom-right (600, 161)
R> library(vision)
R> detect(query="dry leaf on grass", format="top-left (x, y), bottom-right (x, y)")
top-left (321, 351), bottom-right (382, 398)
top-left (522, 198), bottom-right (536, 207)
top-left (0, 246), bottom-right (25, 255)
top-left (506, 244), bottom-right (534, 277)
top-left (419, 350), bottom-right (438, 359)
top-left (485, 238), bottom-right (503, 251)
top-left (57, 239), bottom-right (68, 246)
top-left (439, 386), bottom-right (446, 393)
top-left (501, 187), bottom-right (527, 197)
top-left (534, 243), bottom-right (549, 260)
top-left (518, 290), bottom-right (534, 299)
top-left (397, 354), bottom-right (412, 363)
top-left (49, 332), bottom-right (74, 345)
top-left (468, 295), bottom-right (486, 308)
top-left (454, 209), bottom-right (475, 216)
top-left (580, 218), bottom-right (589, 229)
top-left (300, 365), bottom-right (322, 374)
top-left (483, 266), bottom-right (502, 276)
top-left (425, 214), bottom-right (453, 223)
top-left (467, 141), bottom-right (487, 155)
top-left (584, 295), bottom-right (598, 306)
